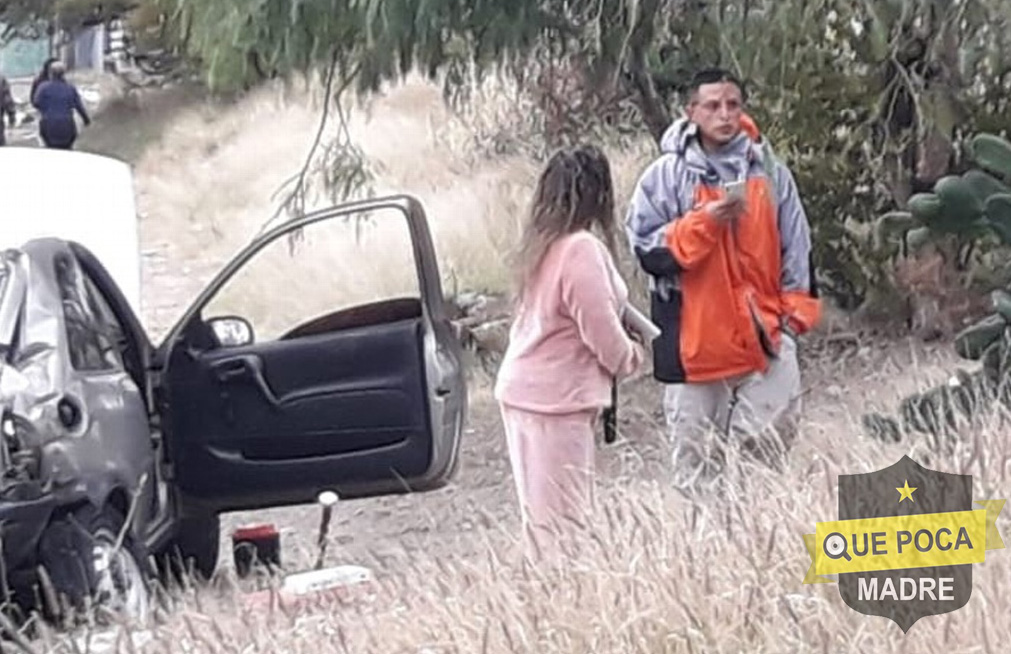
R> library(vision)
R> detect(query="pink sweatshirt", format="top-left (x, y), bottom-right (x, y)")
top-left (494, 230), bottom-right (645, 415)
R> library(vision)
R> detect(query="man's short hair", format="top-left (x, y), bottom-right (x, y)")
top-left (688, 67), bottom-right (747, 103)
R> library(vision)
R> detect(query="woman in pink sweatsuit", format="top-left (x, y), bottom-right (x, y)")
top-left (494, 145), bottom-right (645, 560)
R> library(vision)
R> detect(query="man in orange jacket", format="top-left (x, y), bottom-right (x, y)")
top-left (624, 68), bottom-right (821, 496)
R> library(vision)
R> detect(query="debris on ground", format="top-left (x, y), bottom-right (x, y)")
top-left (448, 291), bottom-right (511, 375)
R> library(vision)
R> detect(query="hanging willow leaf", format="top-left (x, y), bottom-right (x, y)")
top-left (116, 0), bottom-right (1011, 310)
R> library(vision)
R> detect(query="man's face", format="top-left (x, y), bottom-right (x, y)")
top-left (686, 81), bottom-right (743, 146)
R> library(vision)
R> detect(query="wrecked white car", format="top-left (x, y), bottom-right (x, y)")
top-left (0, 150), bottom-right (467, 623)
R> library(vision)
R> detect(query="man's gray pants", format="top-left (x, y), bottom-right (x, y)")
top-left (663, 333), bottom-right (802, 495)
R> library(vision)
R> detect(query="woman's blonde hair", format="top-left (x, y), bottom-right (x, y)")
top-left (511, 144), bottom-right (618, 302)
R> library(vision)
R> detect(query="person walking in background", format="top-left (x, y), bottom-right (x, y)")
top-left (30, 58), bottom-right (58, 106)
top-left (624, 67), bottom-right (821, 497)
top-left (0, 69), bottom-right (16, 146)
top-left (494, 144), bottom-right (646, 562)
top-left (33, 61), bottom-right (91, 150)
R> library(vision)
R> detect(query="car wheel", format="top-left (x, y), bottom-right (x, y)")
top-left (38, 504), bottom-right (153, 626)
top-left (88, 511), bottom-right (152, 624)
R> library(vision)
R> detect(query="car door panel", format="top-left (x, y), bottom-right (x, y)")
top-left (166, 315), bottom-right (432, 508)
top-left (157, 196), bottom-right (466, 512)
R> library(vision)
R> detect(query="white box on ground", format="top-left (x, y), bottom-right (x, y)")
top-left (281, 564), bottom-right (374, 596)
top-left (0, 147), bottom-right (141, 315)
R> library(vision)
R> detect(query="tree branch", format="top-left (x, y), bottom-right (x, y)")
top-left (267, 48), bottom-right (350, 227)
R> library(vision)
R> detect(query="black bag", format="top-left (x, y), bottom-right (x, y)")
top-left (602, 378), bottom-right (618, 443)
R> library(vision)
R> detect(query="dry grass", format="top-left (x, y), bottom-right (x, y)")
top-left (20, 70), bottom-right (1008, 653)
top-left (27, 372), bottom-right (1011, 653)
top-left (15, 332), bottom-right (1011, 654)
top-left (133, 72), bottom-right (655, 340)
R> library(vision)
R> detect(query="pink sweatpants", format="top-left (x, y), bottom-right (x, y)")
top-left (499, 404), bottom-right (598, 560)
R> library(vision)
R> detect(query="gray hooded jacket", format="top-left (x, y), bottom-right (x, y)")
top-left (624, 115), bottom-right (815, 299)
top-left (623, 115), bottom-right (819, 382)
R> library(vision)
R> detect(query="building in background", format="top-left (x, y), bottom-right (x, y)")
top-left (0, 26), bottom-right (50, 79)
top-left (1, 17), bottom-right (131, 81)
top-left (62, 18), bottom-right (130, 72)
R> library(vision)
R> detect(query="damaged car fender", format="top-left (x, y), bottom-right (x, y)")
top-left (0, 242), bottom-right (155, 545)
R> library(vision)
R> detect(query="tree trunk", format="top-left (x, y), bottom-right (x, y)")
top-left (627, 45), bottom-right (672, 147)
top-left (915, 4), bottom-right (962, 186)
top-left (624, 0), bottom-right (671, 148)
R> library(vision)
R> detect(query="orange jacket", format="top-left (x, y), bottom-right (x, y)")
top-left (625, 113), bottom-right (821, 383)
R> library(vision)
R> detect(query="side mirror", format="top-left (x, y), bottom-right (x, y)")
top-left (207, 316), bottom-right (254, 348)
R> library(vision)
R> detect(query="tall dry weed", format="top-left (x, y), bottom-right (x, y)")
top-left (136, 73), bottom-right (656, 339)
top-left (29, 394), bottom-right (1011, 653)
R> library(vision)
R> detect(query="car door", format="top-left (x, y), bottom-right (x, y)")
top-left (152, 195), bottom-right (467, 513)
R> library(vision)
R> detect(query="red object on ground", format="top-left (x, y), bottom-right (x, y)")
top-left (232, 524), bottom-right (281, 577)
top-left (233, 524), bottom-right (279, 540)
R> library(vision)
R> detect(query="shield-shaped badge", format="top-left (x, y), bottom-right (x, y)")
top-left (836, 455), bottom-right (972, 632)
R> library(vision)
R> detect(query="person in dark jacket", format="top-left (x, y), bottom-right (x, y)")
top-left (30, 58), bottom-right (58, 107)
top-left (0, 71), bottom-right (16, 146)
top-left (33, 61), bottom-right (91, 150)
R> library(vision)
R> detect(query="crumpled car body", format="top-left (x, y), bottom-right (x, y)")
top-left (0, 240), bottom-right (155, 574)
top-left (0, 190), bottom-right (468, 611)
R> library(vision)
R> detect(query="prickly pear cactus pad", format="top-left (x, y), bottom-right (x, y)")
top-left (873, 132), bottom-right (1011, 249)
top-left (971, 133), bottom-right (1011, 181)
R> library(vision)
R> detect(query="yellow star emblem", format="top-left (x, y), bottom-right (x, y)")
top-left (896, 479), bottom-right (917, 503)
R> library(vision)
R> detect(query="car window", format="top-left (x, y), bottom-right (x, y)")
top-left (201, 208), bottom-right (422, 343)
top-left (54, 253), bottom-right (123, 372)
top-left (81, 271), bottom-right (127, 361)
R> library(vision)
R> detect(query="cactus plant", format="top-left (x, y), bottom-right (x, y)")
top-left (964, 168), bottom-right (1011, 199)
top-left (862, 132), bottom-right (1011, 445)
top-left (969, 133), bottom-right (1011, 181)
top-left (863, 284), bottom-right (1011, 445)
top-left (985, 194), bottom-right (1011, 243)
top-left (874, 132), bottom-right (1011, 254)
top-left (953, 313), bottom-right (1004, 360)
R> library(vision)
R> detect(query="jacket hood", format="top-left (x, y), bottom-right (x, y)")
top-left (659, 112), bottom-right (763, 153)
top-left (658, 112), bottom-right (766, 182)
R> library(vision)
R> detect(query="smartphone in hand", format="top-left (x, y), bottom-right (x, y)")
top-left (723, 179), bottom-right (746, 202)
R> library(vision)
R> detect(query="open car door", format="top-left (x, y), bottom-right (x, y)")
top-left (152, 195), bottom-right (467, 513)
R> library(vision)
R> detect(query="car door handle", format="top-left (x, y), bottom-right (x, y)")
top-left (209, 355), bottom-right (280, 406)
top-left (211, 359), bottom-right (249, 381)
